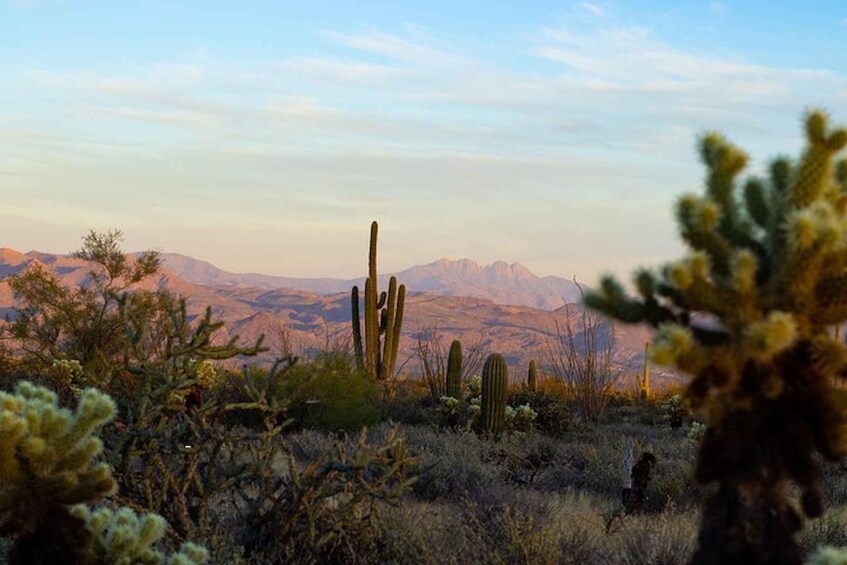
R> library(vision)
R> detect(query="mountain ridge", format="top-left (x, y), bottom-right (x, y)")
top-left (157, 252), bottom-right (584, 310)
top-left (0, 247), bottom-right (672, 387)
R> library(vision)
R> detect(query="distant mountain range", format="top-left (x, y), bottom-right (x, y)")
top-left (0, 247), bottom-right (673, 387)
top-left (158, 253), bottom-right (584, 311)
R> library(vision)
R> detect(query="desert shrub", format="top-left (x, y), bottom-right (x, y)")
top-left (381, 380), bottom-right (435, 426)
top-left (473, 505), bottom-right (562, 565)
top-left (410, 434), bottom-right (500, 501)
top-left (644, 457), bottom-right (700, 511)
top-left (281, 352), bottom-right (381, 431)
top-left (509, 389), bottom-right (574, 436)
top-left (244, 427), bottom-right (418, 564)
top-left (610, 506), bottom-right (698, 564)
top-left (494, 434), bottom-right (559, 486)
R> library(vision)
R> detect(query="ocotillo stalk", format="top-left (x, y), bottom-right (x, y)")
top-left (527, 358), bottom-right (538, 392)
top-left (446, 340), bottom-right (463, 398)
top-left (481, 353), bottom-right (508, 435)
top-left (642, 341), bottom-right (651, 399)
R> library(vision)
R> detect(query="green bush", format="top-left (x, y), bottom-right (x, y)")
top-left (282, 353), bottom-right (381, 432)
top-left (509, 389), bottom-right (574, 436)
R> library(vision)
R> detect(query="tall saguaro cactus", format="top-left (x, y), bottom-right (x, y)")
top-left (351, 221), bottom-right (406, 381)
top-left (481, 353), bottom-right (508, 435)
top-left (585, 111), bottom-right (847, 564)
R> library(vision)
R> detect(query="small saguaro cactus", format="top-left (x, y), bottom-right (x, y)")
top-left (481, 353), bottom-right (508, 435)
top-left (351, 221), bottom-right (407, 381)
top-left (527, 358), bottom-right (538, 392)
top-left (446, 340), bottom-right (463, 399)
top-left (585, 110), bottom-right (847, 564)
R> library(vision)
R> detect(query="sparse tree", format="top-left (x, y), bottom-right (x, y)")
top-left (5, 230), bottom-right (161, 390)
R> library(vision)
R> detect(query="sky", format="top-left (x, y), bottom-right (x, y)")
top-left (3, 1), bottom-right (847, 283)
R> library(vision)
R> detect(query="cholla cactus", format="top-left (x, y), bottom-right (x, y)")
top-left (71, 506), bottom-right (209, 565)
top-left (687, 421), bottom-right (707, 442)
top-left (586, 111), bottom-right (847, 563)
top-left (505, 403), bottom-right (538, 432)
top-left (464, 375), bottom-right (482, 400)
top-left (51, 358), bottom-right (84, 383)
top-left (438, 396), bottom-right (461, 424)
top-left (0, 381), bottom-right (116, 561)
top-left (662, 394), bottom-right (689, 430)
top-left (193, 360), bottom-right (217, 390)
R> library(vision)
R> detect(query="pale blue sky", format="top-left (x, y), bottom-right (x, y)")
top-left (3, 1), bottom-right (847, 282)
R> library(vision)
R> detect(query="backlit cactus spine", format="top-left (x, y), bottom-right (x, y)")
top-left (527, 359), bottom-right (538, 392)
top-left (351, 221), bottom-right (406, 381)
top-left (481, 353), bottom-right (508, 434)
top-left (446, 340), bottom-right (462, 398)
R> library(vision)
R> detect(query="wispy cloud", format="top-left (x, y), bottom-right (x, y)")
top-left (83, 105), bottom-right (222, 128)
top-left (325, 29), bottom-right (467, 66)
top-left (578, 2), bottom-right (606, 17)
top-left (277, 56), bottom-right (417, 81)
